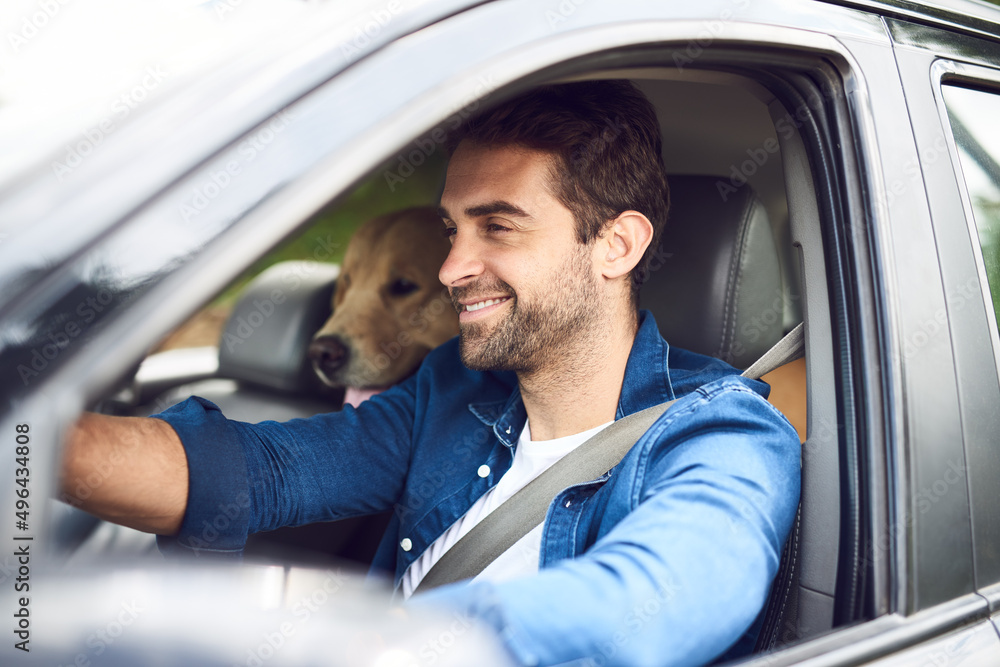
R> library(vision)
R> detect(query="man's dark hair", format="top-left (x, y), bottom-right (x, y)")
top-left (450, 80), bottom-right (669, 305)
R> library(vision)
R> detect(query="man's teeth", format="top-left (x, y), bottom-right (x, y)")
top-left (466, 298), bottom-right (507, 312)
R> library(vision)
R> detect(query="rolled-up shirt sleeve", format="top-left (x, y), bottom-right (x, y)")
top-left (153, 396), bottom-right (253, 555)
top-left (151, 381), bottom-right (417, 556)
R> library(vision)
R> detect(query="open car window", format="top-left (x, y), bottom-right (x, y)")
top-left (13, 0), bottom-right (1000, 664)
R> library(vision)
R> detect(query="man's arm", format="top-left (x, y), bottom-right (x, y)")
top-left (60, 413), bottom-right (189, 535)
top-left (411, 380), bottom-right (801, 667)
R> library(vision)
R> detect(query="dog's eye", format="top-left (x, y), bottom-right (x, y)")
top-left (389, 278), bottom-right (419, 297)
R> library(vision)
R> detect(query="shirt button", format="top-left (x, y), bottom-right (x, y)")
top-left (477, 464), bottom-right (490, 478)
top-left (565, 499), bottom-right (572, 508)
top-left (400, 538), bottom-right (412, 552)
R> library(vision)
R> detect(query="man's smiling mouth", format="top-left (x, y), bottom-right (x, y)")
top-left (464, 297), bottom-right (510, 312)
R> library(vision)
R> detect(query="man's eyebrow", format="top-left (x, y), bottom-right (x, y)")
top-left (464, 201), bottom-right (531, 219)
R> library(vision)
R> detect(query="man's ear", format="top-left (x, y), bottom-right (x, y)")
top-left (595, 210), bottom-right (654, 280)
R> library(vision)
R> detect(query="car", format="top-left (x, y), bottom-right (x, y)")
top-left (2, 0), bottom-right (1000, 664)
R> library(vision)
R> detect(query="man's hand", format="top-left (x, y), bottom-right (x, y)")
top-left (60, 414), bottom-right (189, 535)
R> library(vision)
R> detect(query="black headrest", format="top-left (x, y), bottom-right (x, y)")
top-left (639, 175), bottom-right (782, 368)
top-left (218, 261), bottom-right (339, 393)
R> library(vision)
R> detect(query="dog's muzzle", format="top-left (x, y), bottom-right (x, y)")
top-left (308, 335), bottom-right (349, 381)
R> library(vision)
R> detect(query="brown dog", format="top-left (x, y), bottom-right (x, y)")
top-left (307, 207), bottom-right (459, 407)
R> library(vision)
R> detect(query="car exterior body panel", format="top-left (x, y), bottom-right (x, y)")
top-left (2, 0), bottom-right (1000, 665)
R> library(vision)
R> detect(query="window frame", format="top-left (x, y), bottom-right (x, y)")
top-left (930, 58), bottom-right (1000, 599)
top-left (933, 61), bottom-right (1000, 384)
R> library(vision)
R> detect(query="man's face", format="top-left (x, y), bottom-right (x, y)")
top-left (438, 142), bottom-right (607, 373)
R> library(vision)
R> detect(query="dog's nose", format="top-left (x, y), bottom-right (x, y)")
top-left (308, 336), bottom-right (349, 374)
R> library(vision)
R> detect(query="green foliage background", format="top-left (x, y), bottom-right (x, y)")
top-left (215, 152), bottom-right (447, 305)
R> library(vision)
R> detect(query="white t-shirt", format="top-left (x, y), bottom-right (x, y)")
top-left (401, 418), bottom-right (613, 598)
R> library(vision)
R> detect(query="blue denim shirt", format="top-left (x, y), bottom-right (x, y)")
top-left (154, 311), bottom-right (800, 667)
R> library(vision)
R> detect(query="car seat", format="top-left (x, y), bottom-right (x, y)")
top-left (639, 175), bottom-right (811, 652)
top-left (157, 261), bottom-right (344, 422)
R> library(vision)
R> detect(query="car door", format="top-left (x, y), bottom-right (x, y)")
top-left (4, 0), bottom-right (1000, 665)
top-left (888, 14), bottom-right (1000, 650)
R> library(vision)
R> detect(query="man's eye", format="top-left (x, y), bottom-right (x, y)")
top-left (389, 277), bottom-right (420, 297)
top-left (486, 222), bottom-right (510, 233)
top-left (442, 226), bottom-right (457, 239)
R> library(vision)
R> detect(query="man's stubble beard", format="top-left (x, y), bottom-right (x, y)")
top-left (453, 245), bottom-right (605, 373)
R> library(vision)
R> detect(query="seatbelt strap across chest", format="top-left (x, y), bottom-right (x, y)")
top-left (413, 323), bottom-right (804, 594)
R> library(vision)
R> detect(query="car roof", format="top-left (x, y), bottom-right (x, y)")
top-left (0, 0), bottom-right (484, 316)
top-left (0, 0), bottom-right (500, 175)
top-left (825, 0), bottom-right (1000, 39)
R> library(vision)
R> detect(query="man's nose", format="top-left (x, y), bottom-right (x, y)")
top-left (438, 232), bottom-right (485, 287)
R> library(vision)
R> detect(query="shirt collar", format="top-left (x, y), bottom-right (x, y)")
top-left (616, 309), bottom-right (675, 419)
top-left (467, 310), bottom-right (673, 441)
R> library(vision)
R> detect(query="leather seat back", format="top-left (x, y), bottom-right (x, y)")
top-left (638, 176), bottom-right (807, 654)
top-left (146, 261), bottom-right (344, 423)
top-left (639, 175), bottom-right (784, 367)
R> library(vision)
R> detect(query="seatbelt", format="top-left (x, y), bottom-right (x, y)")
top-left (413, 323), bottom-right (805, 593)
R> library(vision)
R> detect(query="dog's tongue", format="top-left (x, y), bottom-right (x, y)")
top-left (343, 386), bottom-right (387, 408)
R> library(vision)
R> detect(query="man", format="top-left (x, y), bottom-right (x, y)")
top-left (62, 80), bottom-right (800, 666)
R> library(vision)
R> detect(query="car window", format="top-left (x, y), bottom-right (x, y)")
top-left (154, 157), bottom-right (446, 352)
top-left (941, 84), bottom-right (1000, 329)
